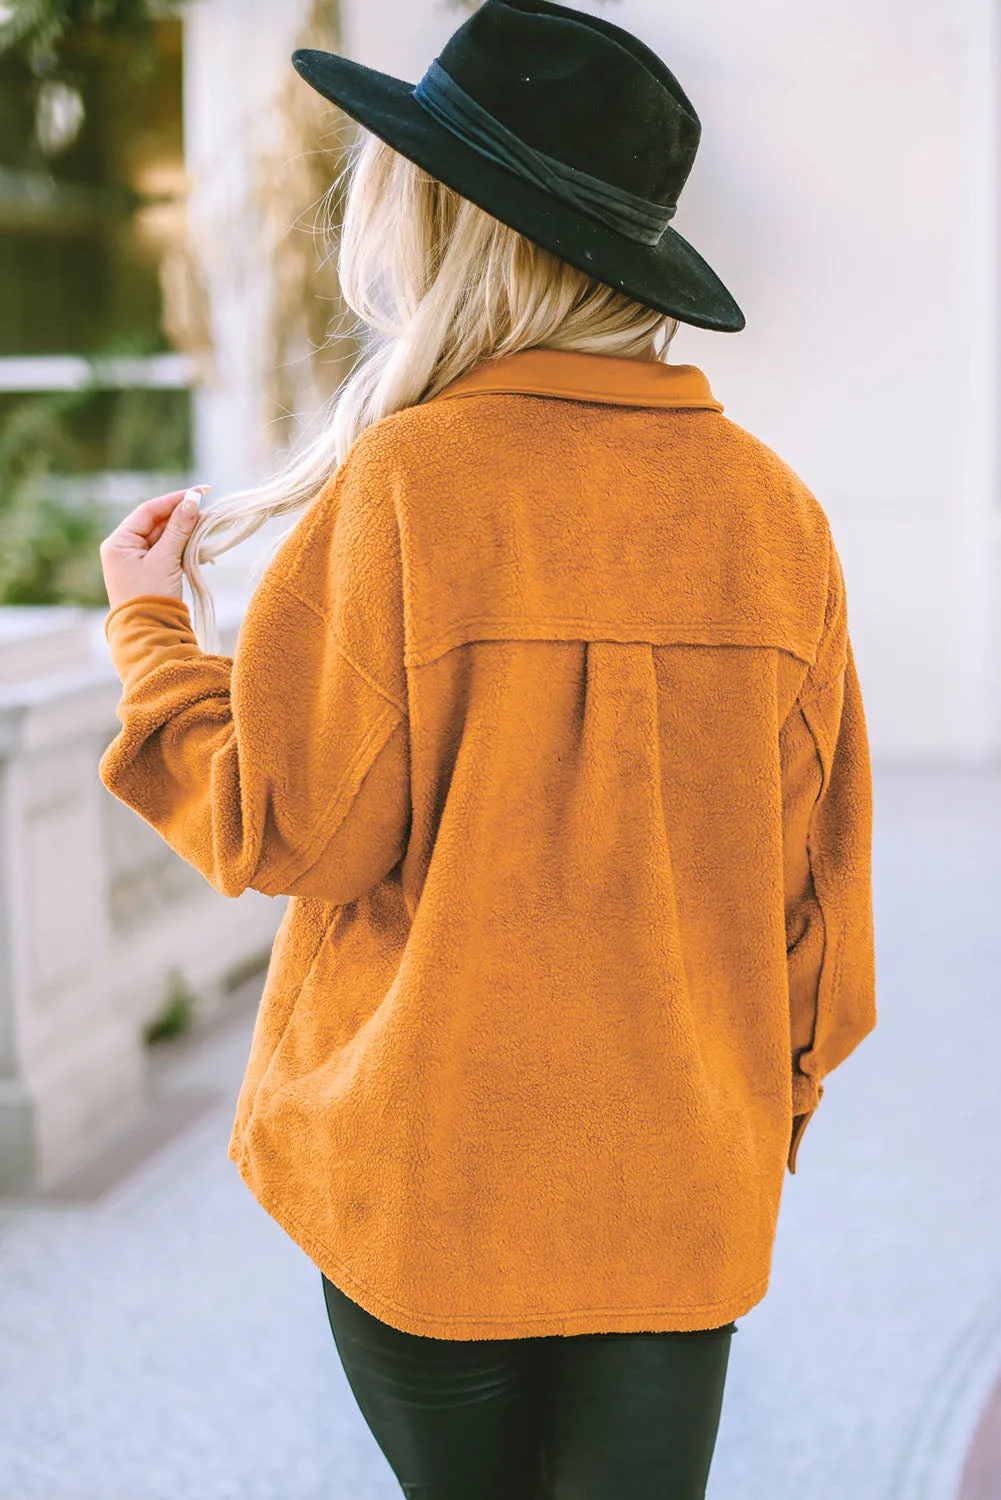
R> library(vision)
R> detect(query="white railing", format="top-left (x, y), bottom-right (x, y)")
top-left (0, 353), bottom-right (197, 393)
top-left (0, 604), bottom-right (283, 1194)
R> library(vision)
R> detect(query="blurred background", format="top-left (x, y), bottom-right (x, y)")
top-left (0, 2), bottom-right (998, 1498)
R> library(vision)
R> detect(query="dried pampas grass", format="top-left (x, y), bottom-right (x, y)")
top-left (255, 0), bottom-right (359, 440)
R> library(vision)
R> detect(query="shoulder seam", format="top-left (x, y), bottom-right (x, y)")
top-left (264, 578), bottom-right (408, 717)
top-left (254, 695), bottom-right (404, 894)
top-left (797, 525), bottom-right (842, 707)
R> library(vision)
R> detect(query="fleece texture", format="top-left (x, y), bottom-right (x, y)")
top-left (99, 347), bottom-right (876, 1339)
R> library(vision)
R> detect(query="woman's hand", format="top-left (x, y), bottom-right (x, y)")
top-left (100, 485), bottom-right (210, 610)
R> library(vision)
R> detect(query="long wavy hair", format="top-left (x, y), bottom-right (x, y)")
top-left (183, 128), bottom-right (680, 650)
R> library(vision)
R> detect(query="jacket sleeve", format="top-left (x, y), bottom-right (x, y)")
top-left (98, 450), bottom-right (411, 904)
top-left (779, 530), bottom-right (877, 1173)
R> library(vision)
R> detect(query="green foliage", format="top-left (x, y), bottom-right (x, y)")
top-left (0, 0), bottom-right (189, 75)
top-left (0, 333), bottom-right (190, 606)
top-left (0, 384), bottom-right (105, 605)
top-left (143, 967), bottom-right (197, 1046)
top-left (0, 493), bottom-right (109, 605)
top-left (0, 5), bottom-right (193, 607)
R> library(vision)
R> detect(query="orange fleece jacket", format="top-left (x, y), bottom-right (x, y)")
top-left (99, 348), bottom-right (877, 1339)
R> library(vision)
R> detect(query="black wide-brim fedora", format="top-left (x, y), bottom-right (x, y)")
top-left (291, 0), bottom-right (744, 334)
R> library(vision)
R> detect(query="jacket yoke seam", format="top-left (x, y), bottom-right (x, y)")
top-left (406, 614), bottom-right (818, 669)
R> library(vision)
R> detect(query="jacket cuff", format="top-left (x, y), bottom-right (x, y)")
top-left (104, 595), bottom-right (201, 694)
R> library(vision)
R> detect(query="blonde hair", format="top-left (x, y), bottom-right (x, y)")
top-left (184, 129), bottom-right (680, 650)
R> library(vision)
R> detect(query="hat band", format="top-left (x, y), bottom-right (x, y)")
top-left (413, 60), bottom-right (676, 246)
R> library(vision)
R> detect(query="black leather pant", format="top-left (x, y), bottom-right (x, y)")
top-left (322, 1274), bottom-right (736, 1500)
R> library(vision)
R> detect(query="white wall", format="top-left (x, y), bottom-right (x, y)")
top-left (181, 0), bottom-right (316, 606)
top-left (183, 0), bottom-right (314, 497)
top-left (341, 0), bottom-right (1001, 767)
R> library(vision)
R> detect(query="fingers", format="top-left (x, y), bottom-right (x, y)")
top-left (147, 487), bottom-right (208, 547)
top-left (114, 490), bottom-right (190, 546)
top-left (149, 486), bottom-right (209, 563)
top-left (113, 486), bottom-right (211, 547)
top-left (100, 485), bottom-right (210, 558)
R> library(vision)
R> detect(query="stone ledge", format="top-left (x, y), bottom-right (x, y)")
top-left (0, 1087), bottom-right (223, 1207)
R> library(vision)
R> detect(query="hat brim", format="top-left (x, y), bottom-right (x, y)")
top-left (292, 49), bottom-right (746, 334)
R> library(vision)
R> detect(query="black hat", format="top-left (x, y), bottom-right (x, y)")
top-left (291, 0), bottom-right (744, 333)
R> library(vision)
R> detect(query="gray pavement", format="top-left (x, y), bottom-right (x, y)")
top-left (1, 765), bottom-right (999, 1500)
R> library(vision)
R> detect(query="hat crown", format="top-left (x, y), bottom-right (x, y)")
top-left (287, 0), bottom-right (745, 331)
top-left (436, 0), bottom-right (701, 209)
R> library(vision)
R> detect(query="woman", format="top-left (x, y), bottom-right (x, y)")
top-left (98, 2), bottom-right (877, 1496)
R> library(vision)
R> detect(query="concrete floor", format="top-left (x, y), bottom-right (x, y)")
top-left (0, 765), bottom-right (999, 1500)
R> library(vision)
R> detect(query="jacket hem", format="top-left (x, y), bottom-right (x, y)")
top-left (228, 1138), bottom-right (772, 1340)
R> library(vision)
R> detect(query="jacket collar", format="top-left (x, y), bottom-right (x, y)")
top-left (434, 347), bottom-right (724, 412)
